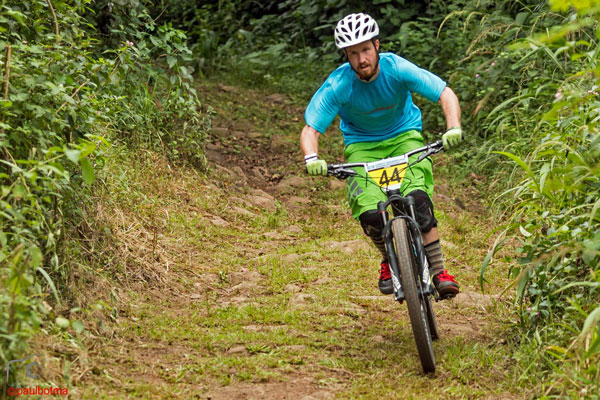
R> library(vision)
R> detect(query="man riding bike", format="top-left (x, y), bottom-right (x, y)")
top-left (300, 13), bottom-right (462, 299)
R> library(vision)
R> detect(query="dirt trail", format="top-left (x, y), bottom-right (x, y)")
top-left (33, 83), bottom-right (519, 399)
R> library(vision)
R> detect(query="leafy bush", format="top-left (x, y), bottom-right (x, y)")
top-left (0, 0), bottom-right (209, 372)
top-left (160, 0), bottom-right (431, 91)
top-left (477, 1), bottom-right (600, 396)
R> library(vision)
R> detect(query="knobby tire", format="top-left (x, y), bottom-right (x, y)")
top-left (425, 295), bottom-right (439, 341)
top-left (391, 218), bottom-right (436, 373)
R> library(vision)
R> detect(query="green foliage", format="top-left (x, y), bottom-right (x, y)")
top-left (474, 1), bottom-right (600, 396)
top-left (178, 0), bottom-right (600, 395)
top-left (499, 68), bottom-right (599, 400)
top-left (0, 0), bottom-right (209, 372)
top-left (157, 0), bottom-right (432, 92)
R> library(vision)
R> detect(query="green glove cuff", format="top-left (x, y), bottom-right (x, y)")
top-left (442, 127), bottom-right (464, 149)
top-left (306, 159), bottom-right (328, 176)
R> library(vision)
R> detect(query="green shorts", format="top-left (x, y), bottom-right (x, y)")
top-left (344, 130), bottom-right (434, 220)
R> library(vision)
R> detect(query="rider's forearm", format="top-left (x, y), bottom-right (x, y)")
top-left (300, 125), bottom-right (321, 156)
top-left (438, 87), bottom-right (461, 129)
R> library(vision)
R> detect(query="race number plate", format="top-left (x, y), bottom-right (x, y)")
top-left (364, 154), bottom-right (408, 191)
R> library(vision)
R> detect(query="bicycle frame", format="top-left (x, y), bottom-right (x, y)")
top-left (327, 139), bottom-right (444, 302)
top-left (327, 139), bottom-right (444, 373)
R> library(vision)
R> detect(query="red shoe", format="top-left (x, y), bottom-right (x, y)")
top-left (378, 261), bottom-right (393, 295)
top-left (432, 270), bottom-right (460, 299)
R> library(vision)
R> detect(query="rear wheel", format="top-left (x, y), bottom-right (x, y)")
top-left (391, 218), bottom-right (436, 373)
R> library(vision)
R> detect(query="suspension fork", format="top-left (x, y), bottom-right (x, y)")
top-left (398, 199), bottom-right (437, 299)
top-left (378, 193), bottom-right (434, 301)
top-left (377, 202), bottom-right (403, 302)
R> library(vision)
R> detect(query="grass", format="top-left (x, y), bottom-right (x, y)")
top-left (22, 78), bottom-right (534, 399)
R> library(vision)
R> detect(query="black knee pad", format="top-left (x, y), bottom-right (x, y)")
top-left (407, 190), bottom-right (437, 233)
top-left (359, 210), bottom-right (384, 238)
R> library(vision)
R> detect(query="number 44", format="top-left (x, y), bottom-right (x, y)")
top-left (379, 167), bottom-right (402, 186)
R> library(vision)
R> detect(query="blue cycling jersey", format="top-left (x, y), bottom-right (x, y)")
top-left (304, 53), bottom-right (446, 145)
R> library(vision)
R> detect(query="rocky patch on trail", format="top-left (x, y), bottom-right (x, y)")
top-left (327, 179), bottom-right (346, 190)
top-left (312, 277), bottom-right (331, 286)
top-left (285, 225), bottom-right (302, 234)
top-left (242, 325), bottom-right (288, 332)
top-left (226, 345), bottom-right (247, 355)
top-left (453, 291), bottom-right (499, 310)
top-left (228, 268), bottom-right (263, 286)
top-left (232, 206), bottom-right (256, 217)
top-left (441, 320), bottom-right (487, 339)
top-left (286, 196), bottom-right (311, 209)
top-left (250, 188), bottom-right (275, 199)
top-left (229, 281), bottom-right (259, 295)
top-left (209, 215), bottom-right (230, 227)
top-left (284, 284), bottom-right (302, 293)
top-left (288, 293), bottom-right (318, 309)
top-left (323, 239), bottom-right (371, 253)
top-left (280, 253), bottom-right (301, 263)
top-left (263, 231), bottom-right (290, 240)
top-left (248, 195), bottom-right (277, 211)
top-left (205, 375), bottom-right (336, 400)
top-left (273, 176), bottom-right (308, 194)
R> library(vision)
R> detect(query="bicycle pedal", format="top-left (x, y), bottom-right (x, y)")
top-left (440, 293), bottom-right (456, 300)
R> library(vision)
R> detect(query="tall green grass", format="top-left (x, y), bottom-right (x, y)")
top-left (474, 1), bottom-right (600, 396)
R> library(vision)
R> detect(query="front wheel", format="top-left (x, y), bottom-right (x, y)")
top-left (391, 218), bottom-right (436, 373)
top-left (425, 295), bottom-right (439, 341)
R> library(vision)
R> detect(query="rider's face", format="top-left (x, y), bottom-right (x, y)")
top-left (344, 39), bottom-right (380, 81)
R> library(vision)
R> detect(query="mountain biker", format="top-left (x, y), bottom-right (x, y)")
top-left (300, 13), bottom-right (461, 299)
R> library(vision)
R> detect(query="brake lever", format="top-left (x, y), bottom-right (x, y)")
top-left (336, 168), bottom-right (358, 179)
top-left (328, 167), bottom-right (357, 180)
top-left (416, 141), bottom-right (444, 163)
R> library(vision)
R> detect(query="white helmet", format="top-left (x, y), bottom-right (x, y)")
top-left (334, 13), bottom-right (379, 49)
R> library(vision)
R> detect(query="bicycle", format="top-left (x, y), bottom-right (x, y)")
top-left (327, 139), bottom-right (446, 373)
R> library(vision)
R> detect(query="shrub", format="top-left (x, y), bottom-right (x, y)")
top-left (0, 0), bottom-right (209, 372)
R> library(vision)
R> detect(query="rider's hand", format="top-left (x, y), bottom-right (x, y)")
top-left (305, 154), bottom-right (328, 176)
top-left (442, 127), bottom-right (464, 149)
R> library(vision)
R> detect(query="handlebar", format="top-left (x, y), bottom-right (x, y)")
top-left (327, 140), bottom-right (444, 179)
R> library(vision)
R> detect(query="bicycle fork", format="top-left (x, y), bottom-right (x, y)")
top-left (377, 198), bottom-right (405, 302)
top-left (377, 196), bottom-right (438, 303)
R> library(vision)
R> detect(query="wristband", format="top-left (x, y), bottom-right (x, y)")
top-left (304, 153), bottom-right (318, 164)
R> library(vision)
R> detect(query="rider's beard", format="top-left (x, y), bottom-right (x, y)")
top-left (351, 52), bottom-right (380, 82)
